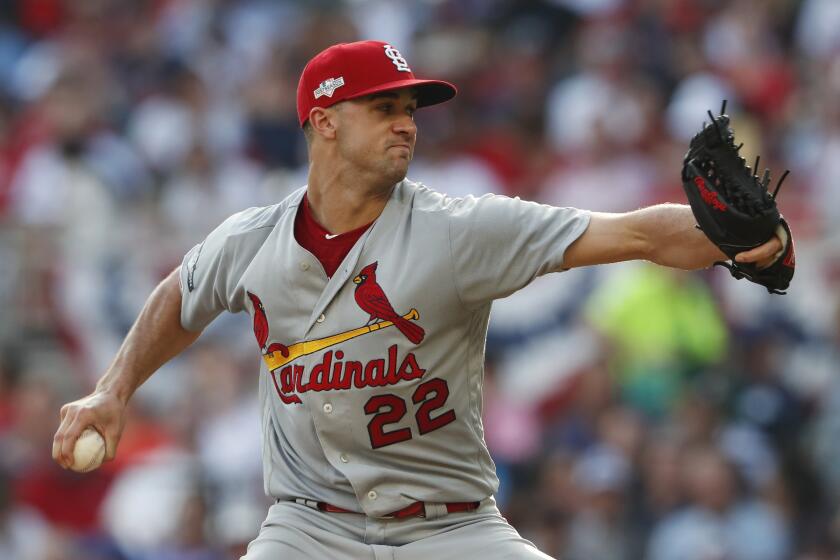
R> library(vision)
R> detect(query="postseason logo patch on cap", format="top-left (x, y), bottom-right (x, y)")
top-left (314, 77), bottom-right (345, 99)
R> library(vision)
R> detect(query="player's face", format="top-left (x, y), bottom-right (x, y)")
top-left (335, 88), bottom-right (418, 184)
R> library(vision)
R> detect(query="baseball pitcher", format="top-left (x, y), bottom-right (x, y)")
top-left (52, 40), bottom-right (793, 559)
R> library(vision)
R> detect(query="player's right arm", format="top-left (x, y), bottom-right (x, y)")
top-left (52, 268), bottom-right (201, 469)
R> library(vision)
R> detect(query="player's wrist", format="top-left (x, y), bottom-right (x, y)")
top-left (94, 373), bottom-right (136, 407)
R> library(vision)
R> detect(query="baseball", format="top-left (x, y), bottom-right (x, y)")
top-left (70, 427), bottom-right (106, 473)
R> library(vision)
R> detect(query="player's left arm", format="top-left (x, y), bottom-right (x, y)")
top-left (562, 203), bottom-right (782, 270)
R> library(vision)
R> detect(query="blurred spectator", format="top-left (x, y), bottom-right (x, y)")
top-left (3, 350), bottom-right (116, 535)
top-left (632, 433), bottom-right (684, 543)
top-left (101, 449), bottom-right (205, 559)
top-left (0, 466), bottom-right (55, 560)
top-left (564, 445), bottom-right (633, 560)
top-left (809, 301), bottom-right (840, 504)
top-left (795, 0), bottom-right (840, 58)
top-left (647, 445), bottom-right (791, 560)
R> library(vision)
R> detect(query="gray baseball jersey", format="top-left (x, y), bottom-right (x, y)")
top-left (179, 179), bottom-right (589, 519)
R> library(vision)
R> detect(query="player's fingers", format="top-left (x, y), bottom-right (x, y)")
top-left (733, 246), bottom-right (762, 263)
top-left (58, 414), bottom-right (89, 469)
top-left (55, 424), bottom-right (75, 469)
top-left (55, 399), bottom-right (98, 466)
top-left (52, 407), bottom-right (76, 468)
top-left (51, 434), bottom-right (61, 466)
top-left (53, 404), bottom-right (76, 467)
top-left (100, 424), bottom-right (122, 462)
top-left (734, 237), bottom-right (782, 263)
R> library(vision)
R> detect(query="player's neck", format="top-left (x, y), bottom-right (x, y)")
top-left (306, 166), bottom-right (394, 235)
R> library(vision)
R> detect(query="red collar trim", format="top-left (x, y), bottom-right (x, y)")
top-left (301, 194), bottom-right (374, 241)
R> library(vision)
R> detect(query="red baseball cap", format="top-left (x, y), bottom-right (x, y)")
top-left (296, 40), bottom-right (457, 127)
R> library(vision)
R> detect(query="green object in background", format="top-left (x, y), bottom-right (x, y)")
top-left (586, 264), bottom-right (729, 415)
top-left (619, 363), bottom-right (685, 419)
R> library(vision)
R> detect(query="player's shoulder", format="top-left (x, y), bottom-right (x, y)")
top-left (399, 178), bottom-right (504, 215)
top-left (214, 187), bottom-right (304, 241)
top-left (400, 179), bottom-right (529, 226)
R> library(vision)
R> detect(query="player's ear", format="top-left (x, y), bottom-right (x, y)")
top-left (309, 107), bottom-right (338, 140)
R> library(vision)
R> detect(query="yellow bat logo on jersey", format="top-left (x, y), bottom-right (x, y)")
top-left (262, 308), bottom-right (420, 371)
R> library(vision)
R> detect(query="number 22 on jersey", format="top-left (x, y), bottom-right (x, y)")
top-left (364, 378), bottom-right (456, 449)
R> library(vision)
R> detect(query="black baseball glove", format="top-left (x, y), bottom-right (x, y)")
top-left (681, 101), bottom-right (795, 294)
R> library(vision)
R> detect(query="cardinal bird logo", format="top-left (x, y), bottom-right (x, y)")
top-left (353, 262), bottom-right (425, 345)
top-left (247, 291), bottom-right (289, 357)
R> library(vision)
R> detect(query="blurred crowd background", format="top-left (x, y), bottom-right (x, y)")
top-left (0, 0), bottom-right (839, 559)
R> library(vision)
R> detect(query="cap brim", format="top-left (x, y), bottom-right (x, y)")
top-left (345, 78), bottom-right (457, 108)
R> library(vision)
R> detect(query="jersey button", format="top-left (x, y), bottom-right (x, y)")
top-left (316, 314), bottom-right (325, 323)
top-left (340, 453), bottom-right (349, 463)
top-left (367, 490), bottom-right (377, 500)
top-left (323, 403), bottom-right (333, 414)
top-left (300, 262), bottom-right (310, 271)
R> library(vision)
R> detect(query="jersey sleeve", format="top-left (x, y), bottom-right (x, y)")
top-left (448, 194), bottom-right (590, 307)
top-left (178, 207), bottom-right (272, 331)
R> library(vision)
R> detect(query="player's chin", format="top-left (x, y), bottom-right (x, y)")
top-left (387, 169), bottom-right (409, 186)
top-left (382, 159), bottom-right (410, 183)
